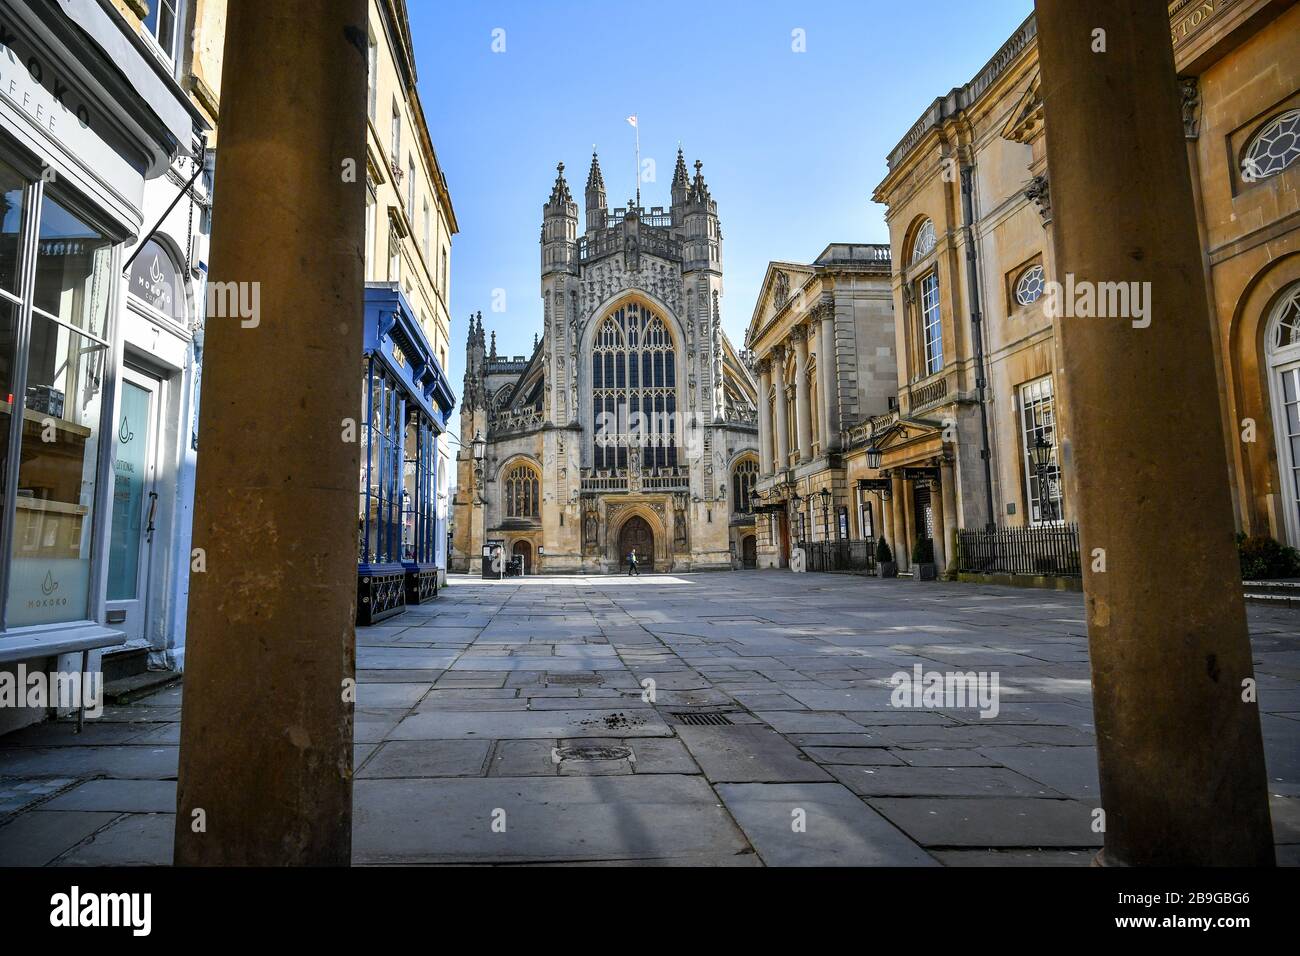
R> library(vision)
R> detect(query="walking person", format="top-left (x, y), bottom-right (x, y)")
top-left (627, 548), bottom-right (639, 576)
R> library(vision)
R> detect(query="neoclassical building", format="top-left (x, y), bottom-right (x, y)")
top-left (855, 0), bottom-right (1299, 576)
top-left (744, 245), bottom-right (897, 568)
top-left (451, 151), bottom-right (760, 573)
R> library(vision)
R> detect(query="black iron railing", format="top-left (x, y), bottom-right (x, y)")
top-left (956, 523), bottom-right (1082, 577)
top-left (796, 539), bottom-right (878, 574)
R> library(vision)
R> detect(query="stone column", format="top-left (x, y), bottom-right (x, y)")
top-left (757, 359), bottom-right (773, 477)
top-left (1036, 0), bottom-right (1272, 865)
top-left (940, 457), bottom-right (959, 576)
top-left (817, 300), bottom-right (840, 452)
top-left (891, 473), bottom-right (908, 571)
top-left (792, 326), bottom-right (813, 463)
top-left (173, 0), bottom-right (368, 865)
top-left (771, 346), bottom-right (790, 471)
top-left (878, 490), bottom-right (892, 551)
top-left (929, 473), bottom-right (947, 575)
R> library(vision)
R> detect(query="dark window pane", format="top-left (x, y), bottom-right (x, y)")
top-left (34, 194), bottom-right (113, 338)
top-left (0, 161), bottom-right (25, 296)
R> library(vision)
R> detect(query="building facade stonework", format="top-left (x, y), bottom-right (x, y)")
top-left (452, 151), bottom-right (759, 573)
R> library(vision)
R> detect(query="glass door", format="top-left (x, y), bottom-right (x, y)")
top-left (105, 367), bottom-right (161, 641)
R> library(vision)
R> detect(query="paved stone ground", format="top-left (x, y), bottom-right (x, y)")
top-left (1, 571), bottom-right (1298, 866)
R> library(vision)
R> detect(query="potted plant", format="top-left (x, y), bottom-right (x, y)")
top-left (876, 536), bottom-right (897, 578)
top-left (912, 537), bottom-right (937, 581)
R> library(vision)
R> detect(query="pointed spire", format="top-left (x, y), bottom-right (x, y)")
top-left (548, 161), bottom-right (573, 205)
top-left (586, 150), bottom-right (605, 191)
top-left (533, 332), bottom-right (539, 352)
top-left (672, 147), bottom-right (689, 189)
top-left (690, 158), bottom-right (712, 204)
top-left (489, 330), bottom-right (497, 362)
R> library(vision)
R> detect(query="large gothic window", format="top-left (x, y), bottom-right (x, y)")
top-left (591, 301), bottom-right (678, 470)
top-left (732, 457), bottom-right (758, 513)
top-left (504, 462), bottom-right (540, 518)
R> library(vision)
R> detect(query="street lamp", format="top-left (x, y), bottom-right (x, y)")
top-left (817, 486), bottom-right (831, 540)
top-left (471, 430), bottom-right (486, 464)
top-left (1031, 433), bottom-right (1054, 521)
top-left (866, 445), bottom-right (883, 471)
top-left (748, 489), bottom-right (760, 513)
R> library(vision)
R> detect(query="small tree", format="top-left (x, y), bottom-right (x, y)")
top-left (912, 537), bottom-right (934, 565)
top-left (875, 536), bottom-right (893, 563)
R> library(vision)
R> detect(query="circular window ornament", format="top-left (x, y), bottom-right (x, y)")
top-left (1014, 264), bottom-right (1046, 306)
top-left (1243, 109), bottom-right (1300, 183)
top-left (910, 219), bottom-right (936, 264)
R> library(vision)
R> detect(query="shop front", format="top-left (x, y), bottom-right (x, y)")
top-left (0, 1), bottom-right (196, 731)
top-left (357, 284), bottom-right (454, 626)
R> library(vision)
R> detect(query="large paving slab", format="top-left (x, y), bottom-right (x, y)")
top-left (352, 775), bottom-right (751, 864)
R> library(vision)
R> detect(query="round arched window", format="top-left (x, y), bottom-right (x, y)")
top-left (1243, 109), bottom-right (1300, 183)
top-left (127, 239), bottom-right (185, 321)
top-left (1014, 264), bottom-right (1046, 306)
top-left (1270, 284), bottom-right (1300, 352)
top-left (910, 220), bottom-right (936, 264)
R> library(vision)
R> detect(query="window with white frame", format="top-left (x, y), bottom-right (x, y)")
top-left (366, 33), bottom-right (377, 121)
top-left (422, 199), bottom-right (430, 260)
top-left (919, 271), bottom-right (942, 375)
top-left (144, 0), bottom-right (181, 64)
top-left (1019, 377), bottom-right (1063, 524)
top-left (390, 101), bottom-right (401, 163)
top-left (1014, 263), bottom-right (1046, 306)
top-left (407, 157), bottom-right (415, 213)
top-left (911, 219), bottom-right (936, 264)
top-left (1243, 109), bottom-right (1300, 182)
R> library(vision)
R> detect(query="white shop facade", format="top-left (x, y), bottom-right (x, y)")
top-left (0, 0), bottom-right (201, 732)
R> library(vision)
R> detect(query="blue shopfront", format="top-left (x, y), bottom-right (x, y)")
top-left (357, 284), bottom-right (454, 626)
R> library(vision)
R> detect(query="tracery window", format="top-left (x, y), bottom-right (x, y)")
top-left (911, 219), bottom-right (936, 264)
top-left (504, 462), bottom-right (540, 518)
top-left (1272, 284), bottom-right (1300, 350)
top-left (1014, 264), bottom-right (1046, 306)
top-left (1243, 109), bottom-right (1300, 182)
top-left (732, 458), bottom-right (758, 513)
top-left (590, 301), bottom-right (678, 470)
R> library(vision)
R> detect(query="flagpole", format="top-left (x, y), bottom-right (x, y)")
top-left (634, 121), bottom-right (641, 210)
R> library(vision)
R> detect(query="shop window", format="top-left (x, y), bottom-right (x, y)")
top-left (1243, 109), bottom-right (1300, 182)
top-left (2, 176), bottom-right (115, 629)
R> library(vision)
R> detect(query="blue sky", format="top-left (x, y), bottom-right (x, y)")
top-left (409, 0), bottom-right (1033, 427)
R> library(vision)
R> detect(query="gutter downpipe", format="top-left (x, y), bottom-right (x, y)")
top-left (960, 161), bottom-right (997, 531)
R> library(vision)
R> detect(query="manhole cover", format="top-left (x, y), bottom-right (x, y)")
top-left (552, 745), bottom-right (632, 763)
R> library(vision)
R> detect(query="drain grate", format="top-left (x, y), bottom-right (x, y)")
top-left (672, 711), bottom-right (735, 726)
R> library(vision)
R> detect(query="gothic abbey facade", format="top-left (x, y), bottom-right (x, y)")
top-left (451, 151), bottom-right (761, 574)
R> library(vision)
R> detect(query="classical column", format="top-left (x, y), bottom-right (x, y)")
top-left (792, 326), bottom-right (813, 463)
top-left (756, 358), bottom-right (773, 477)
top-left (891, 473), bottom-right (908, 571)
top-left (174, 0), bottom-right (368, 865)
top-left (929, 471), bottom-right (947, 575)
top-left (878, 489), bottom-right (892, 551)
top-left (1036, 0), bottom-right (1272, 865)
top-left (816, 300), bottom-right (840, 452)
top-left (771, 345), bottom-right (790, 471)
top-left (940, 457), bottom-right (959, 576)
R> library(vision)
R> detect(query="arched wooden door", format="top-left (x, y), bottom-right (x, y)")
top-left (512, 540), bottom-right (532, 574)
top-left (618, 516), bottom-right (655, 572)
top-left (741, 535), bottom-right (757, 569)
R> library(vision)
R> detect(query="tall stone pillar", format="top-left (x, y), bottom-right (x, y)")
top-left (174, 0), bottom-right (368, 866)
top-left (878, 489), bottom-right (892, 551)
top-left (940, 457), bottom-right (959, 577)
top-left (792, 327), bottom-right (813, 463)
top-left (891, 474), bottom-right (908, 571)
top-left (757, 360), bottom-right (773, 477)
top-left (1036, 0), bottom-right (1272, 865)
top-left (772, 346), bottom-right (790, 472)
top-left (817, 300), bottom-right (840, 452)
top-left (929, 473), bottom-right (947, 574)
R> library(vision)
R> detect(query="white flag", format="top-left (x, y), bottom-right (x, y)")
top-left (626, 114), bottom-right (638, 128)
